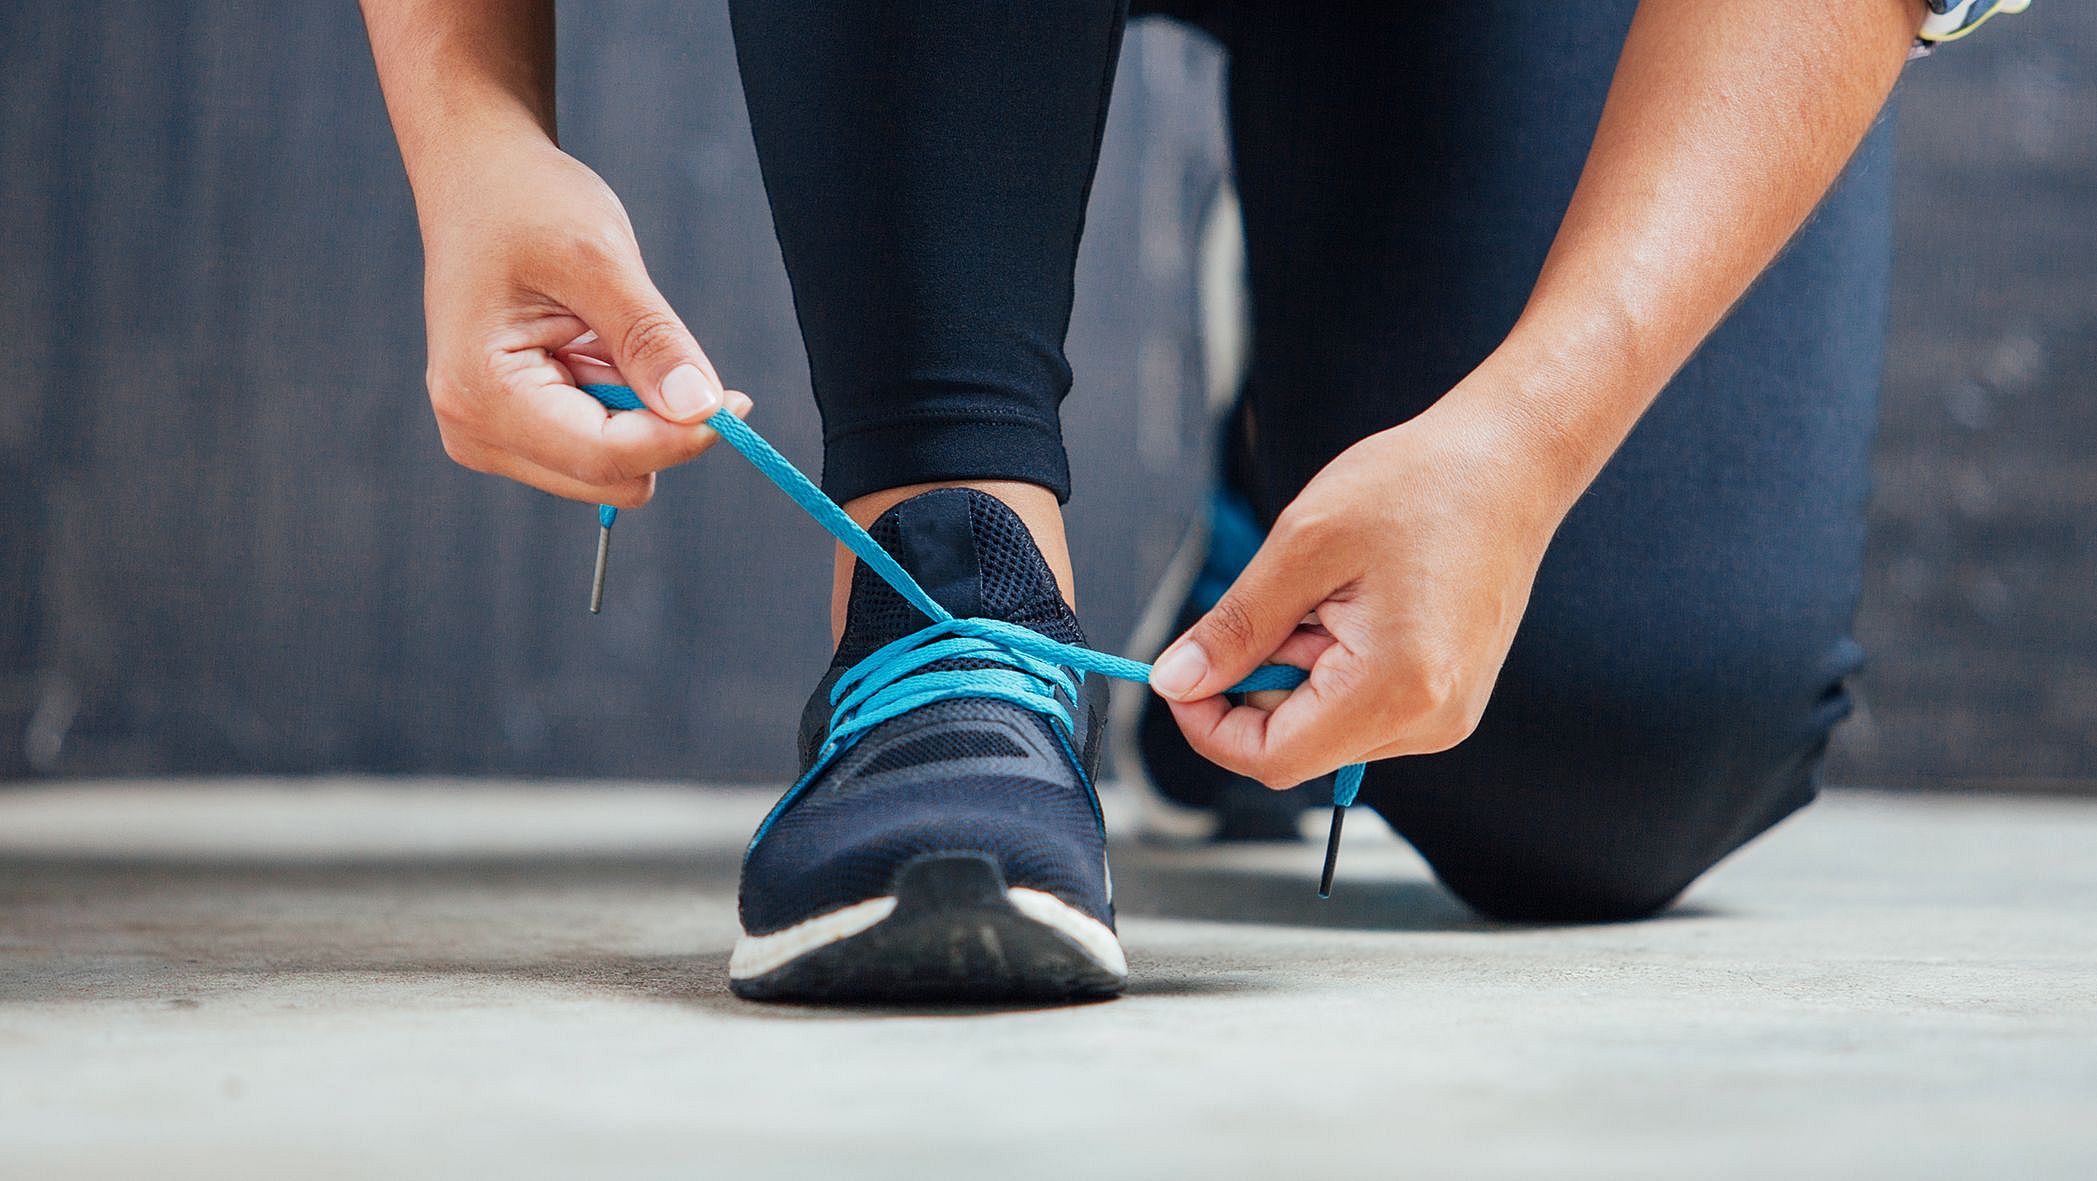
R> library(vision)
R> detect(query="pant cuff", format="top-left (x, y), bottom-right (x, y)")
top-left (821, 413), bottom-right (1072, 505)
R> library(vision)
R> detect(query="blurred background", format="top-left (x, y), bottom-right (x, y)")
top-left (0, 3), bottom-right (2089, 789)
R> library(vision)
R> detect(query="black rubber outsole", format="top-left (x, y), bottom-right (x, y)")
top-left (731, 853), bottom-right (1127, 1004)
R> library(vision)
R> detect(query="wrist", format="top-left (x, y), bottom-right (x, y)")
top-left (403, 121), bottom-right (564, 243)
top-left (401, 109), bottom-right (552, 184)
top-left (1438, 311), bottom-right (1667, 515)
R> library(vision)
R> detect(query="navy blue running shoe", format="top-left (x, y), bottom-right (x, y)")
top-left (731, 488), bottom-right (1125, 1002)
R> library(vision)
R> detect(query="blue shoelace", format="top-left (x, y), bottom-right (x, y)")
top-left (580, 383), bottom-right (1365, 895)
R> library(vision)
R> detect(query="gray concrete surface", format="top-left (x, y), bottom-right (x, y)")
top-left (2, 781), bottom-right (2093, 1179)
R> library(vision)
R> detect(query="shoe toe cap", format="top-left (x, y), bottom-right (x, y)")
top-left (740, 780), bottom-right (1110, 937)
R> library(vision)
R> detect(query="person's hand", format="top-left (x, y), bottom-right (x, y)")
top-left (1147, 390), bottom-right (1577, 788)
top-left (417, 133), bottom-right (748, 508)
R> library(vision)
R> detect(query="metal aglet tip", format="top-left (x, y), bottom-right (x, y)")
top-left (589, 521), bottom-right (613, 615)
top-left (1317, 804), bottom-right (1347, 899)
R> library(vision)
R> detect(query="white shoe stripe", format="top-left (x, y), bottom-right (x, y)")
top-left (729, 895), bottom-right (898, 980)
top-left (728, 889), bottom-right (1127, 982)
top-left (1007, 888), bottom-right (1129, 977)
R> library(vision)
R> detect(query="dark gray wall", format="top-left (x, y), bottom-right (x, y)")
top-left (1837, 15), bottom-right (2097, 788)
top-left (0, 2), bottom-right (1224, 780)
top-left (1, 3), bottom-right (2090, 787)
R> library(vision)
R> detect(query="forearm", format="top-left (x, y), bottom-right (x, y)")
top-left (359, 0), bottom-right (557, 222)
top-left (1460, 0), bottom-right (1920, 508)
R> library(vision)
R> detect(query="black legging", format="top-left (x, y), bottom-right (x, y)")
top-left (730, 0), bottom-right (1892, 921)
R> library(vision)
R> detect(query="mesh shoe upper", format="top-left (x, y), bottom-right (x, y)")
top-left (739, 488), bottom-right (1111, 937)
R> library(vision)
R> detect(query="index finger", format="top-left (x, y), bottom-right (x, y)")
top-left (497, 376), bottom-right (741, 487)
top-left (1166, 641), bottom-right (1388, 788)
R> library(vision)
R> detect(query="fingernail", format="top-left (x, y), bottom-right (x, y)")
top-left (1150, 640), bottom-right (1210, 700)
top-left (661, 364), bottom-right (721, 423)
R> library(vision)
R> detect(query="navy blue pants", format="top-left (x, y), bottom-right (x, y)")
top-left (730, 1), bottom-right (1893, 920)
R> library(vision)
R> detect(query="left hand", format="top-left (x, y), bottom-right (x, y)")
top-left (1147, 392), bottom-right (1575, 788)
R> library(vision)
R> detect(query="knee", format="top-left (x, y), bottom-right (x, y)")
top-left (1434, 845), bottom-right (1712, 925)
top-left (1384, 636), bottom-right (1848, 925)
top-left (1426, 761), bottom-right (1816, 925)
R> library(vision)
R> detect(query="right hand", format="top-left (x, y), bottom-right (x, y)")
top-left (417, 134), bottom-right (748, 508)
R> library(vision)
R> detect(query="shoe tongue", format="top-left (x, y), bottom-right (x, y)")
top-left (834, 488), bottom-right (1082, 664)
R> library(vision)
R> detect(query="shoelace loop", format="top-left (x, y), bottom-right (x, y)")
top-left (579, 384), bottom-right (1364, 893)
top-left (825, 619), bottom-right (1081, 757)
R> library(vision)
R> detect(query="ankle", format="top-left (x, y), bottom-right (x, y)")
top-left (831, 480), bottom-right (1075, 640)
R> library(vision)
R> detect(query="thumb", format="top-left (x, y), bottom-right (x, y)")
top-left (1149, 528), bottom-right (1333, 703)
top-left (565, 260), bottom-right (726, 425)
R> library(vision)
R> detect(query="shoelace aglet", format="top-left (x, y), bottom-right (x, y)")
top-left (1316, 806), bottom-right (1346, 897)
top-left (589, 504), bottom-right (616, 615)
top-left (1317, 803), bottom-right (1346, 899)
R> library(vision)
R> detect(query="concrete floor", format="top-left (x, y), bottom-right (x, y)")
top-left (1, 781), bottom-right (2093, 1179)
